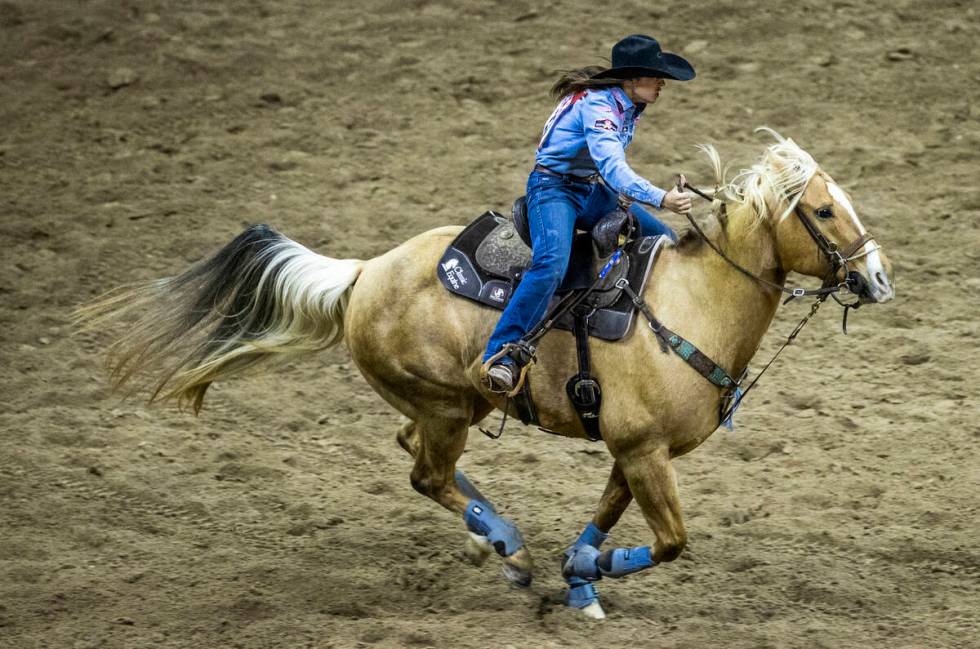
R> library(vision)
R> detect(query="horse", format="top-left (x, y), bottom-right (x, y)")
top-left (76, 129), bottom-right (894, 619)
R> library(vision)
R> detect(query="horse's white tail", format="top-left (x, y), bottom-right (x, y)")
top-left (75, 224), bottom-right (363, 412)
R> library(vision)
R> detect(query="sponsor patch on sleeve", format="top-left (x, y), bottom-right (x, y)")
top-left (594, 118), bottom-right (619, 132)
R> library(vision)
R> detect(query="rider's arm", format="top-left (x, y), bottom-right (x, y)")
top-left (581, 93), bottom-right (667, 208)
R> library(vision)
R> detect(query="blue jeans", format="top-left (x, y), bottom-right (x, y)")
top-left (483, 171), bottom-right (676, 361)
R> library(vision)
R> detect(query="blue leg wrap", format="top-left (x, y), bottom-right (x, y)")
top-left (596, 546), bottom-right (655, 578)
top-left (563, 545), bottom-right (602, 582)
top-left (563, 545), bottom-right (656, 582)
top-left (566, 582), bottom-right (601, 609)
top-left (574, 521), bottom-right (608, 549)
top-left (455, 470), bottom-right (495, 512)
top-left (563, 522), bottom-right (609, 609)
top-left (463, 499), bottom-right (523, 557)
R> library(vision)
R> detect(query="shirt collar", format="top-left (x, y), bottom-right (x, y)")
top-left (611, 86), bottom-right (635, 113)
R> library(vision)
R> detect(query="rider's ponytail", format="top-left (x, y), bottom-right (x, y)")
top-left (550, 66), bottom-right (622, 101)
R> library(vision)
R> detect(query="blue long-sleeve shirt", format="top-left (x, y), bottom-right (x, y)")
top-left (535, 86), bottom-right (666, 208)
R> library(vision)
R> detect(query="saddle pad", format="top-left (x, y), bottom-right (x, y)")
top-left (437, 211), bottom-right (666, 341)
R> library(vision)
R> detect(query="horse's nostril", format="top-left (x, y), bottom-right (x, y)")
top-left (875, 271), bottom-right (887, 287)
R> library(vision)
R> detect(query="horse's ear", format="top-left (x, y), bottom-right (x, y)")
top-left (765, 149), bottom-right (790, 173)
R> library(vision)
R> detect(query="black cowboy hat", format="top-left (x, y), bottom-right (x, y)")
top-left (591, 34), bottom-right (695, 81)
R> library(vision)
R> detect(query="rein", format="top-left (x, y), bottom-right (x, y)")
top-left (679, 177), bottom-right (866, 300)
top-left (680, 208), bottom-right (839, 299)
top-left (681, 176), bottom-right (875, 327)
top-left (634, 176), bottom-right (879, 427)
top-left (717, 294), bottom-right (826, 425)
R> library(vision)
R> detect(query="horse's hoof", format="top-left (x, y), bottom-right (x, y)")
top-left (501, 546), bottom-right (534, 587)
top-left (578, 601), bottom-right (606, 620)
top-left (464, 532), bottom-right (493, 567)
top-left (501, 562), bottom-right (533, 587)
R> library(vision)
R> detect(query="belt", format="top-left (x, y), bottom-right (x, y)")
top-left (533, 164), bottom-right (600, 184)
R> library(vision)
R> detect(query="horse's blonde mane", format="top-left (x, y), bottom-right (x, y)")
top-left (696, 127), bottom-right (818, 224)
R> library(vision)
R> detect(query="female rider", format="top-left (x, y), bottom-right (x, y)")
top-left (483, 34), bottom-right (696, 393)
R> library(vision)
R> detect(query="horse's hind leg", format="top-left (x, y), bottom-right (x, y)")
top-left (398, 413), bottom-right (534, 585)
top-left (397, 419), bottom-right (487, 564)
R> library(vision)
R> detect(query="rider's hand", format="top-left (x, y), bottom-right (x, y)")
top-left (661, 187), bottom-right (693, 215)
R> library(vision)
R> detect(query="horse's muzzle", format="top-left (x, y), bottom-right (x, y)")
top-left (847, 269), bottom-right (894, 304)
top-left (846, 271), bottom-right (872, 303)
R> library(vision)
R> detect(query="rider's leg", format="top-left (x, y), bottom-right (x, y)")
top-left (483, 178), bottom-right (582, 362)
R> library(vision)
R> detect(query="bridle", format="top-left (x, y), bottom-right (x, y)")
top-left (679, 175), bottom-right (877, 310)
top-left (788, 188), bottom-right (877, 290)
top-left (669, 174), bottom-right (881, 425)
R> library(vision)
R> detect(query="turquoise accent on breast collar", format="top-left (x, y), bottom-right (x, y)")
top-left (662, 328), bottom-right (736, 389)
top-left (708, 366), bottom-right (732, 387)
top-left (672, 337), bottom-right (695, 361)
top-left (616, 277), bottom-right (740, 397)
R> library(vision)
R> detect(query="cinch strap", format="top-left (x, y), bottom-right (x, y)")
top-left (565, 307), bottom-right (603, 441)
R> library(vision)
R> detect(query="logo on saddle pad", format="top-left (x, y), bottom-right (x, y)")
top-left (489, 287), bottom-right (506, 303)
top-left (441, 258), bottom-right (469, 290)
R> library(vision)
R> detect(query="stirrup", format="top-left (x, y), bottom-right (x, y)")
top-left (480, 343), bottom-right (535, 397)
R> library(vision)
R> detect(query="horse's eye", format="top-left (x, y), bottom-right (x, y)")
top-left (815, 206), bottom-right (834, 219)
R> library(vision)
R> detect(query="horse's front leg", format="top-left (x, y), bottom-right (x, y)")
top-left (562, 460), bottom-right (634, 619)
top-left (562, 446), bottom-right (685, 617)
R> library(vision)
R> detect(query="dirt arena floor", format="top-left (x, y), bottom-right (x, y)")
top-left (2, 1), bottom-right (978, 647)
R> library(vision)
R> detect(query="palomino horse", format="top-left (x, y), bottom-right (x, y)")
top-left (77, 130), bottom-right (894, 618)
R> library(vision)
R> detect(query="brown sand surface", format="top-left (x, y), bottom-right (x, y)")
top-left (1, 1), bottom-right (978, 647)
